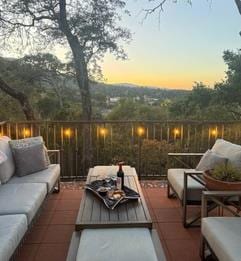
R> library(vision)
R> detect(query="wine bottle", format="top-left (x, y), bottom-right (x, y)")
top-left (116, 162), bottom-right (124, 190)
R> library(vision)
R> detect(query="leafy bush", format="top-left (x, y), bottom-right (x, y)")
top-left (210, 163), bottom-right (241, 182)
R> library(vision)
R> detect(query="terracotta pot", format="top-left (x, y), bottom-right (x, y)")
top-left (203, 171), bottom-right (241, 191)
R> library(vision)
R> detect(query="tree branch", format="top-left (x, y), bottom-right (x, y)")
top-left (235, 0), bottom-right (241, 15)
top-left (143, 0), bottom-right (167, 15)
top-left (0, 77), bottom-right (36, 120)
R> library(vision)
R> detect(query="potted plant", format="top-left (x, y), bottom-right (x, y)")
top-left (203, 163), bottom-right (241, 191)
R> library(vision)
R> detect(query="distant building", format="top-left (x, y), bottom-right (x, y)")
top-left (106, 96), bottom-right (121, 106)
top-left (143, 95), bottom-right (159, 105)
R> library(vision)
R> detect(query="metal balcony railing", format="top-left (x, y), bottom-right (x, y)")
top-left (1, 120), bottom-right (241, 179)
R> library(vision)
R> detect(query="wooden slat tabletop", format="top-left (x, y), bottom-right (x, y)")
top-left (75, 166), bottom-right (152, 231)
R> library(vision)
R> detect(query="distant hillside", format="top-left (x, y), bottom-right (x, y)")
top-left (91, 82), bottom-right (189, 101)
top-left (112, 82), bottom-right (187, 90)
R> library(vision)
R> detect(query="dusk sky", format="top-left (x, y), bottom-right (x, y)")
top-left (3, 1), bottom-right (240, 90)
top-left (101, 0), bottom-right (241, 89)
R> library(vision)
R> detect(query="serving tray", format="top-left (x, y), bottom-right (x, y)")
top-left (85, 178), bottom-right (140, 210)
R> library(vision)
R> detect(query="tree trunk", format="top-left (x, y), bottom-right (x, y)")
top-left (58, 0), bottom-right (93, 171)
top-left (52, 81), bottom-right (64, 109)
top-left (0, 77), bottom-right (36, 120)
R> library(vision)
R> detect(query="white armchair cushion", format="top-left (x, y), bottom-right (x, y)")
top-left (167, 169), bottom-right (204, 201)
top-left (196, 149), bottom-right (227, 171)
top-left (202, 217), bottom-right (241, 261)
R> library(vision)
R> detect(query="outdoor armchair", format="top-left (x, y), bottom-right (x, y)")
top-left (167, 153), bottom-right (205, 227)
top-left (201, 190), bottom-right (241, 261)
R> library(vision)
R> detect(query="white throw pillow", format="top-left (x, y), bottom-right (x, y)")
top-left (227, 151), bottom-right (241, 170)
top-left (196, 150), bottom-right (227, 171)
top-left (0, 150), bottom-right (7, 165)
top-left (211, 139), bottom-right (241, 170)
top-left (212, 139), bottom-right (241, 158)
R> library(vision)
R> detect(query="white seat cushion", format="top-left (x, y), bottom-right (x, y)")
top-left (202, 217), bottom-right (241, 261)
top-left (0, 214), bottom-right (28, 261)
top-left (76, 228), bottom-right (159, 261)
top-left (8, 164), bottom-right (60, 193)
top-left (167, 168), bottom-right (205, 201)
top-left (0, 183), bottom-right (47, 224)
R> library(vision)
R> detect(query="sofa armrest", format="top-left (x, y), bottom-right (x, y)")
top-left (47, 150), bottom-right (60, 164)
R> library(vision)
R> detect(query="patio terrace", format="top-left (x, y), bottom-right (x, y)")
top-left (15, 181), bottom-right (202, 261)
top-left (1, 120), bottom-right (240, 261)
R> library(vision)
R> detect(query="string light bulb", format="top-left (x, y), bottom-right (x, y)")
top-left (137, 127), bottom-right (145, 137)
top-left (23, 128), bottom-right (31, 137)
top-left (174, 128), bottom-right (180, 136)
top-left (64, 128), bottom-right (71, 138)
top-left (100, 128), bottom-right (107, 136)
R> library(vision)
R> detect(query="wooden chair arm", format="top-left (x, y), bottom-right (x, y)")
top-left (47, 150), bottom-right (60, 164)
top-left (202, 190), bottom-right (241, 218)
top-left (167, 153), bottom-right (204, 169)
top-left (203, 190), bottom-right (241, 197)
top-left (168, 153), bottom-right (204, 157)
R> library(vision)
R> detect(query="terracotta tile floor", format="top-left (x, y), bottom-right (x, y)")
top-left (16, 182), bottom-right (202, 261)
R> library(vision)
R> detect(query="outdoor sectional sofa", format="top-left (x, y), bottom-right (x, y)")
top-left (0, 136), bottom-right (60, 261)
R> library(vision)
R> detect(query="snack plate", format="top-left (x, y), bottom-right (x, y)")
top-left (85, 179), bottom-right (140, 210)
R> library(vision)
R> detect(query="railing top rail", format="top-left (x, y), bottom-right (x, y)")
top-left (0, 121), bottom-right (7, 126)
top-left (6, 120), bottom-right (241, 125)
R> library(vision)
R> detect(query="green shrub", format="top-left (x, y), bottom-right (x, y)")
top-left (210, 163), bottom-right (241, 182)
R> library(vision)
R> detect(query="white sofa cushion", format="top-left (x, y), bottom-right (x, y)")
top-left (8, 164), bottom-right (60, 193)
top-left (0, 183), bottom-right (47, 224)
top-left (202, 217), bottom-right (241, 261)
top-left (167, 168), bottom-right (205, 201)
top-left (76, 228), bottom-right (159, 261)
top-left (0, 150), bottom-right (7, 165)
top-left (212, 139), bottom-right (241, 169)
top-left (0, 214), bottom-right (28, 261)
top-left (196, 150), bottom-right (227, 171)
top-left (0, 137), bottom-right (15, 184)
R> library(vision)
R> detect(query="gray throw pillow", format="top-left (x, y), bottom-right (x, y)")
top-left (11, 143), bottom-right (48, 176)
top-left (196, 149), bottom-right (228, 172)
top-left (9, 136), bottom-right (50, 166)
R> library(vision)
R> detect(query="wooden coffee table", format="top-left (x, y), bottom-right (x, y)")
top-left (75, 166), bottom-right (152, 231)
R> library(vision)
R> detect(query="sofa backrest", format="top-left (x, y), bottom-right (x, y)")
top-left (0, 136), bottom-right (15, 183)
top-left (211, 139), bottom-right (241, 169)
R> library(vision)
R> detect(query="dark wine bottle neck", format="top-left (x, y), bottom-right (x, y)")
top-left (119, 164), bottom-right (122, 171)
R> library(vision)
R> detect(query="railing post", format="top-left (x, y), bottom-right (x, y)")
top-left (138, 136), bottom-right (142, 179)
